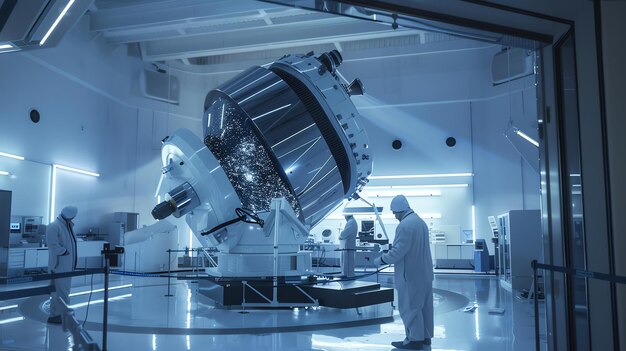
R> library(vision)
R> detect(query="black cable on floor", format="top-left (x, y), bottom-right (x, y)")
top-left (82, 274), bottom-right (94, 328)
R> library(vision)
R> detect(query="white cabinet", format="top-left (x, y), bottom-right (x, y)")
top-left (434, 244), bottom-right (447, 260)
top-left (36, 249), bottom-right (49, 267)
top-left (498, 210), bottom-right (542, 291)
top-left (8, 248), bottom-right (49, 270)
top-left (8, 250), bottom-right (24, 268)
top-left (461, 245), bottom-right (474, 259)
top-left (447, 245), bottom-right (461, 259)
top-left (24, 249), bottom-right (38, 268)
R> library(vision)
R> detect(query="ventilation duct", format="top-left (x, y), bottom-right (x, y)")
top-left (491, 47), bottom-right (535, 85)
top-left (140, 69), bottom-right (180, 105)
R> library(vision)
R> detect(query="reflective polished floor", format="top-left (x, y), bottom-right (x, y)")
top-left (0, 273), bottom-right (546, 351)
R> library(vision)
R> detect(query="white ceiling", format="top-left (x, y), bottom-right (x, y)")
top-left (88, 0), bottom-right (480, 72)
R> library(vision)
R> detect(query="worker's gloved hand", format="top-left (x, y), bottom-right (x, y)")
top-left (373, 256), bottom-right (383, 266)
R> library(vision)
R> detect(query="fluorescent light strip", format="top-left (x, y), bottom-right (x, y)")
top-left (359, 190), bottom-right (441, 198)
top-left (189, 229), bottom-right (193, 251)
top-left (0, 171), bottom-right (9, 176)
top-left (69, 293), bottom-right (132, 309)
top-left (40, 0), bottom-right (76, 46)
top-left (69, 284), bottom-right (133, 297)
top-left (50, 163), bottom-right (100, 222)
top-left (366, 184), bottom-right (469, 190)
top-left (0, 305), bottom-right (18, 311)
top-left (369, 173), bottom-right (473, 180)
top-left (0, 151), bottom-right (25, 160)
top-left (50, 165), bottom-right (57, 223)
top-left (329, 213), bottom-right (442, 220)
top-left (54, 164), bottom-right (100, 177)
top-left (471, 205), bottom-right (476, 242)
top-left (515, 130), bottom-right (539, 147)
top-left (0, 316), bottom-right (24, 324)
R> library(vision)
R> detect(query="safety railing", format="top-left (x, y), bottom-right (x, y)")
top-left (0, 243), bottom-right (122, 351)
top-left (531, 260), bottom-right (626, 351)
top-left (0, 268), bottom-right (107, 351)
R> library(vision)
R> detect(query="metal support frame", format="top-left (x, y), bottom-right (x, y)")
top-left (532, 260), bottom-right (626, 351)
top-left (237, 199), bottom-right (319, 308)
top-left (200, 247), bottom-right (218, 267)
top-left (240, 279), bottom-right (319, 308)
top-left (165, 249), bottom-right (173, 297)
top-left (272, 199), bottom-right (281, 305)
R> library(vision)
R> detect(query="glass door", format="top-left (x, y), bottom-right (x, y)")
top-left (555, 31), bottom-right (590, 351)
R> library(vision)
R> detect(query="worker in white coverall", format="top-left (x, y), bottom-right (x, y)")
top-left (374, 195), bottom-right (434, 350)
top-left (339, 214), bottom-right (357, 278)
top-left (46, 206), bottom-right (78, 324)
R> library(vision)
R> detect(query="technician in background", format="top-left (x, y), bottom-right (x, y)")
top-left (339, 214), bottom-right (357, 278)
top-left (375, 195), bottom-right (434, 350)
top-left (46, 206), bottom-right (78, 324)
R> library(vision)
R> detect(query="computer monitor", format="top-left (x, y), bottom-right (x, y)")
top-left (361, 220), bottom-right (374, 233)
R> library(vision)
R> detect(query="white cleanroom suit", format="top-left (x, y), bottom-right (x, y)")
top-left (46, 206), bottom-right (78, 322)
top-left (378, 195), bottom-right (434, 349)
top-left (339, 215), bottom-right (357, 278)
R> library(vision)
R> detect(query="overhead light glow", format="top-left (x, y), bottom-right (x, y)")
top-left (50, 165), bottom-right (57, 223)
top-left (0, 151), bottom-right (25, 160)
top-left (40, 0), bottom-right (76, 46)
top-left (515, 130), bottom-right (539, 147)
top-left (366, 184), bottom-right (469, 190)
top-left (359, 190), bottom-right (441, 198)
top-left (55, 164), bottom-right (100, 177)
top-left (0, 171), bottom-right (9, 176)
top-left (51, 163), bottom-right (100, 222)
top-left (189, 229), bottom-right (193, 250)
top-left (472, 205), bottom-right (476, 242)
top-left (0, 43), bottom-right (20, 53)
top-left (328, 213), bottom-right (441, 220)
top-left (368, 173), bottom-right (473, 180)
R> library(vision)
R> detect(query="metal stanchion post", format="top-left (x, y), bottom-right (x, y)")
top-left (102, 263), bottom-right (109, 351)
top-left (100, 243), bottom-right (122, 351)
top-left (165, 249), bottom-right (173, 297)
top-left (532, 260), bottom-right (540, 351)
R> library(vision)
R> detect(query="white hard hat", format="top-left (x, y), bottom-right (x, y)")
top-left (61, 206), bottom-right (78, 219)
top-left (390, 195), bottom-right (410, 213)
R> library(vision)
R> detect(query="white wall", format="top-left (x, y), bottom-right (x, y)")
top-left (0, 16), bottom-right (203, 239)
top-left (471, 75), bottom-right (541, 247)
top-left (0, 15), bottom-right (541, 255)
top-left (309, 40), bottom-right (540, 252)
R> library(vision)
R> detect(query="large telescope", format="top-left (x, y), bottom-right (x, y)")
top-left (152, 50), bottom-right (372, 278)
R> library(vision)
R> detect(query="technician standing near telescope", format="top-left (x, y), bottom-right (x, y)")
top-left (339, 214), bottom-right (357, 278)
top-left (375, 195), bottom-right (434, 350)
top-left (46, 206), bottom-right (79, 324)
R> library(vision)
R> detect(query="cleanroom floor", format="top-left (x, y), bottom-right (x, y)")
top-left (0, 272), bottom-right (545, 350)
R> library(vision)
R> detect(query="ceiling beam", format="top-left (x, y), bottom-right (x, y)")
top-left (101, 12), bottom-right (346, 45)
top-left (90, 0), bottom-right (288, 32)
top-left (139, 20), bottom-right (418, 61)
